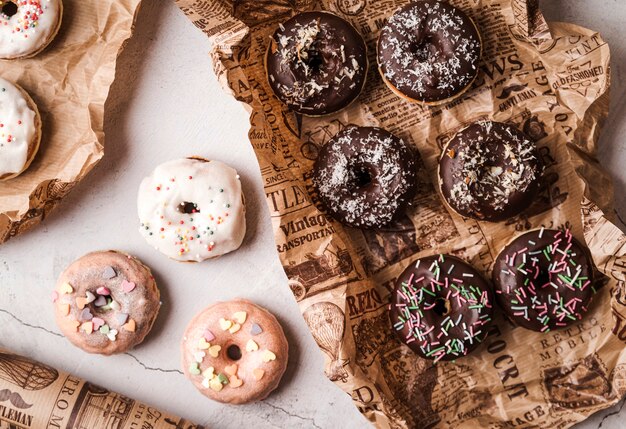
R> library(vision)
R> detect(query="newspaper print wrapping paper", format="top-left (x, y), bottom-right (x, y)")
top-left (0, 0), bottom-right (142, 244)
top-left (176, 0), bottom-right (626, 427)
top-left (0, 348), bottom-right (204, 428)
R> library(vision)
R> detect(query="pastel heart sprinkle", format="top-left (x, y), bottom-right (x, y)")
top-left (96, 286), bottom-right (110, 296)
top-left (224, 364), bottom-right (238, 376)
top-left (253, 368), bottom-right (265, 380)
top-left (219, 318), bottom-right (232, 330)
top-left (209, 378), bottom-right (223, 391)
top-left (51, 291), bottom-right (59, 303)
top-left (189, 362), bottom-right (201, 375)
top-left (250, 323), bottom-right (262, 335)
top-left (116, 313), bottom-right (129, 325)
top-left (59, 282), bottom-right (73, 294)
top-left (262, 350), bottom-right (276, 362)
top-left (202, 366), bottom-right (215, 379)
top-left (197, 338), bottom-right (210, 350)
top-left (123, 319), bottom-right (136, 332)
top-left (229, 323), bottom-right (241, 334)
top-left (65, 320), bottom-right (80, 332)
top-left (81, 321), bottom-right (94, 334)
top-left (193, 351), bottom-right (206, 363)
top-left (203, 329), bottom-right (215, 342)
top-left (246, 339), bottom-right (259, 352)
top-left (103, 266), bottom-right (116, 279)
top-left (94, 296), bottom-right (107, 307)
top-left (76, 297), bottom-right (89, 310)
top-left (229, 376), bottom-right (243, 388)
top-left (99, 324), bottom-right (110, 334)
top-left (217, 373), bottom-right (229, 384)
top-left (208, 345), bottom-right (221, 358)
top-left (85, 291), bottom-right (96, 304)
top-left (80, 308), bottom-right (93, 321)
top-left (121, 280), bottom-right (136, 293)
top-left (233, 311), bottom-right (247, 324)
top-left (110, 301), bottom-right (121, 311)
top-left (107, 329), bottom-right (118, 341)
top-left (59, 303), bottom-right (70, 316)
top-left (92, 317), bottom-right (105, 330)
top-left (201, 378), bottom-right (210, 389)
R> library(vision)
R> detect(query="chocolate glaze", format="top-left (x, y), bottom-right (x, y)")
top-left (312, 126), bottom-right (417, 229)
top-left (439, 121), bottom-right (543, 222)
top-left (377, 1), bottom-right (481, 103)
top-left (493, 228), bottom-right (595, 332)
top-left (266, 11), bottom-right (367, 116)
top-left (390, 254), bottom-right (494, 361)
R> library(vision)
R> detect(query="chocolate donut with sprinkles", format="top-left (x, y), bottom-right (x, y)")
top-left (377, 0), bottom-right (481, 104)
top-left (137, 157), bottom-right (246, 262)
top-left (492, 228), bottom-right (596, 332)
top-left (312, 126), bottom-right (418, 229)
top-left (266, 11), bottom-right (368, 116)
top-left (390, 254), bottom-right (494, 362)
top-left (439, 121), bottom-right (543, 222)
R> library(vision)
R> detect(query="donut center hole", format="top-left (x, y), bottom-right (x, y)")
top-left (412, 33), bottom-right (439, 63)
top-left (349, 165), bottom-right (373, 190)
top-left (177, 201), bottom-right (200, 214)
top-left (536, 270), bottom-right (551, 288)
top-left (433, 297), bottom-right (451, 317)
top-left (226, 345), bottom-right (242, 361)
top-left (1, 1), bottom-right (18, 17)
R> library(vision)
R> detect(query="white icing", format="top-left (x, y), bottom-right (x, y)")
top-left (0, 77), bottom-right (37, 177)
top-left (0, 0), bottom-right (62, 59)
top-left (137, 158), bottom-right (246, 262)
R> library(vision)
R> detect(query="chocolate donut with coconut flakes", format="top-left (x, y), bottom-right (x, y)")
top-left (312, 126), bottom-right (418, 229)
top-left (266, 11), bottom-right (368, 116)
top-left (438, 121), bottom-right (543, 222)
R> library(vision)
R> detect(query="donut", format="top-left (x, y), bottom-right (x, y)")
top-left (266, 11), bottom-right (367, 116)
top-left (0, 78), bottom-right (41, 181)
top-left (53, 251), bottom-right (161, 355)
top-left (0, 0), bottom-right (63, 60)
top-left (492, 228), bottom-right (596, 332)
top-left (137, 157), bottom-right (246, 262)
top-left (312, 126), bottom-right (418, 229)
top-left (438, 121), bottom-right (543, 222)
top-left (181, 299), bottom-right (288, 404)
top-left (377, 1), bottom-right (481, 105)
top-left (390, 254), bottom-right (494, 362)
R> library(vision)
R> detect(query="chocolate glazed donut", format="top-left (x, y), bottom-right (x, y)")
top-left (377, 0), bottom-right (482, 104)
top-left (266, 11), bottom-right (368, 116)
top-left (493, 228), bottom-right (596, 332)
top-left (390, 254), bottom-right (494, 362)
top-left (438, 121), bottom-right (543, 222)
top-left (312, 126), bottom-right (418, 229)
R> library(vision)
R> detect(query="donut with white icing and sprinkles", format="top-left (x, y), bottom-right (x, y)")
top-left (438, 121), bottom-right (543, 222)
top-left (53, 251), bottom-right (161, 355)
top-left (137, 157), bottom-right (246, 262)
top-left (312, 126), bottom-right (418, 229)
top-left (390, 254), bottom-right (494, 362)
top-left (266, 11), bottom-right (368, 116)
top-left (181, 299), bottom-right (288, 404)
top-left (377, 0), bottom-right (481, 105)
top-left (492, 228), bottom-right (596, 332)
top-left (0, 77), bottom-right (41, 181)
top-left (0, 0), bottom-right (63, 60)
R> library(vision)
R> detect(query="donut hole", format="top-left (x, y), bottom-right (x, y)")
top-left (178, 201), bottom-right (200, 214)
top-left (226, 344), bottom-right (242, 361)
top-left (411, 33), bottom-right (439, 63)
top-left (348, 164), bottom-right (373, 190)
top-left (1, 1), bottom-right (18, 18)
top-left (433, 297), bottom-right (451, 317)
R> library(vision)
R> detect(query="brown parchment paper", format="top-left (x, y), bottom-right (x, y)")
top-left (0, 0), bottom-right (142, 244)
top-left (0, 348), bottom-right (203, 428)
top-left (176, 0), bottom-right (626, 427)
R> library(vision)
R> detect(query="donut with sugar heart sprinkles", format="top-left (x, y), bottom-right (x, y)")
top-left (492, 228), bottom-right (596, 332)
top-left (181, 299), bottom-right (288, 404)
top-left (137, 157), bottom-right (246, 262)
top-left (53, 251), bottom-right (161, 355)
top-left (390, 254), bottom-right (494, 362)
top-left (0, 0), bottom-right (64, 60)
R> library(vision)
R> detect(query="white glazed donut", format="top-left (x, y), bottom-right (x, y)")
top-left (0, 77), bottom-right (41, 181)
top-left (137, 158), bottom-right (246, 262)
top-left (0, 0), bottom-right (63, 60)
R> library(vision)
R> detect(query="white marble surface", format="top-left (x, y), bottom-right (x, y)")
top-left (0, 0), bottom-right (625, 428)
